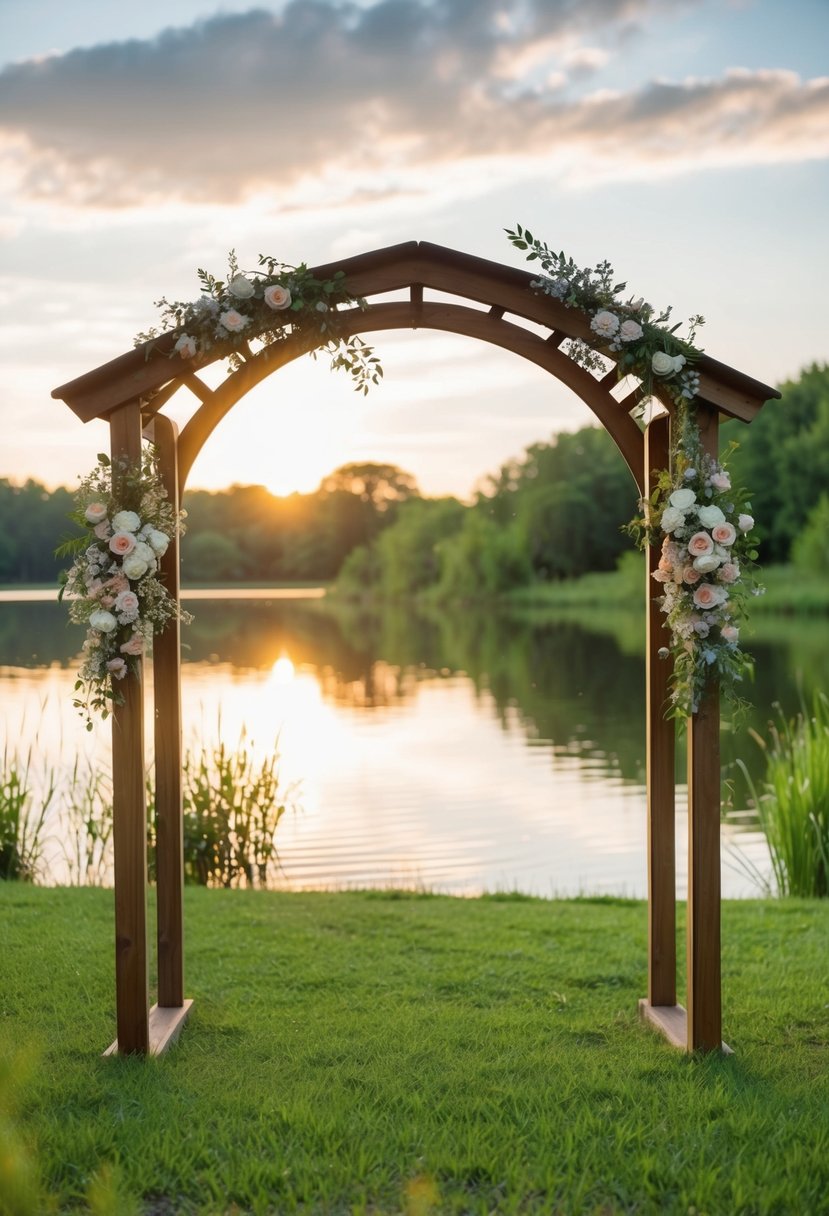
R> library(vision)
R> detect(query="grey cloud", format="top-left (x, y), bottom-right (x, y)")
top-left (0, 1), bottom-right (824, 206)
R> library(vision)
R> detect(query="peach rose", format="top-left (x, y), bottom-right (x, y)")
top-left (107, 658), bottom-right (128, 679)
top-left (721, 624), bottom-right (740, 643)
top-left (109, 531), bottom-right (136, 557)
top-left (264, 284), bottom-right (292, 311)
top-left (711, 522), bottom-right (736, 546)
top-left (120, 634), bottom-right (144, 656)
top-left (710, 471), bottom-right (731, 491)
top-left (718, 563), bottom-right (740, 584)
top-left (84, 502), bottom-right (108, 525)
top-left (688, 531), bottom-right (714, 557)
top-left (93, 521), bottom-right (111, 540)
top-left (693, 583), bottom-right (725, 609)
top-left (683, 566), bottom-right (702, 585)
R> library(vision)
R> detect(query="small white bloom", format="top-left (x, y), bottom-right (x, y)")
top-left (652, 351), bottom-right (686, 377)
top-left (660, 506), bottom-right (685, 533)
top-left (112, 510), bottom-right (141, 533)
top-left (174, 334), bottom-right (198, 359)
top-left (590, 310), bottom-right (620, 339)
top-left (738, 513), bottom-right (755, 532)
top-left (219, 309), bottom-right (250, 333)
top-left (122, 554), bottom-right (149, 580)
top-left (692, 553), bottom-right (721, 574)
top-left (89, 609), bottom-right (117, 634)
top-left (669, 488), bottom-right (696, 510)
top-left (228, 274), bottom-right (255, 299)
top-left (148, 529), bottom-right (170, 556)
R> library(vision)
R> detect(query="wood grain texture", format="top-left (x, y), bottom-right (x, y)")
top-left (686, 404), bottom-right (723, 1052)
top-left (110, 402), bottom-right (149, 1055)
top-left (644, 417), bottom-right (676, 1007)
top-left (104, 1000), bottom-right (193, 1057)
top-left (638, 1000), bottom-right (732, 1055)
top-left (152, 416), bottom-right (185, 1008)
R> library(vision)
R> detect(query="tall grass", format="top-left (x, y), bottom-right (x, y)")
top-left (738, 692), bottom-right (829, 897)
top-left (0, 742), bottom-right (55, 882)
top-left (147, 729), bottom-right (293, 888)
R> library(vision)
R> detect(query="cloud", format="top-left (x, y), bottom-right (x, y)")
top-left (0, 1), bottom-right (826, 208)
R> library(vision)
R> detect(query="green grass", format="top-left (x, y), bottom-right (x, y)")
top-left (2, 889), bottom-right (829, 1215)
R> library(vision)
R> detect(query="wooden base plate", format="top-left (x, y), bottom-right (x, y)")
top-left (638, 999), bottom-right (732, 1054)
top-left (104, 999), bottom-right (193, 1057)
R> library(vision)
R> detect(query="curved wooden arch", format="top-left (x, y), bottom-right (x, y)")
top-left (51, 240), bottom-right (780, 1060)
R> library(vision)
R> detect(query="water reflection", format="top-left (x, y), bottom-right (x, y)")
top-left (1, 592), bottom-right (818, 895)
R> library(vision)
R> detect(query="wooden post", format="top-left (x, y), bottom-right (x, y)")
top-left (109, 402), bottom-right (150, 1055)
top-left (644, 416), bottom-right (676, 1008)
top-left (152, 416), bottom-right (186, 1008)
top-left (686, 404), bottom-right (722, 1052)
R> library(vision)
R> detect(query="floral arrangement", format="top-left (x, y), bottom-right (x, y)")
top-left (507, 223), bottom-right (761, 718)
top-left (136, 250), bottom-right (383, 393)
top-left (58, 449), bottom-right (191, 728)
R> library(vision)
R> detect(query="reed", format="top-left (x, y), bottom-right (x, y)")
top-left (0, 742), bottom-right (54, 882)
top-left (738, 692), bottom-right (829, 897)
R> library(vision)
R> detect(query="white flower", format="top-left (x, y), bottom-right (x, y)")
top-left (219, 309), bottom-right (250, 333)
top-left (263, 284), bottom-right (292, 311)
top-left (228, 274), bottom-right (255, 299)
top-left (590, 310), bottom-right (620, 339)
top-left (122, 553), bottom-right (150, 580)
top-left (315, 300), bottom-right (328, 313)
top-left (548, 276), bottom-right (570, 299)
top-left (697, 504), bottom-right (726, 528)
top-left (174, 334), bottom-right (198, 359)
top-left (84, 503), bottom-right (108, 525)
top-left (738, 513), bottom-right (755, 532)
top-left (148, 529), bottom-right (170, 556)
top-left (112, 510), bottom-right (141, 533)
top-left (660, 506), bottom-right (685, 533)
top-left (115, 590), bottom-right (140, 620)
top-left (721, 624), bottom-right (740, 644)
top-left (669, 488), bottom-right (696, 510)
top-left (89, 609), bottom-right (117, 633)
top-left (710, 470), bottom-right (731, 492)
top-left (618, 319), bottom-right (643, 343)
top-left (692, 553), bottom-right (722, 574)
top-left (133, 540), bottom-right (155, 565)
top-left (652, 352), bottom-right (686, 377)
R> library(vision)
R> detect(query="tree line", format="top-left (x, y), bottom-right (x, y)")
top-left (2, 362), bottom-right (827, 591)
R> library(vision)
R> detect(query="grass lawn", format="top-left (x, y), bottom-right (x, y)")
top-left (2, 888), bottom-right (829, 1215)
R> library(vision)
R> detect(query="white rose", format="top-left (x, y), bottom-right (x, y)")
top-left (692, 553), bottom-right (721, 573)
top-left (618, 319), bottom-right (643, 343)
top-left (122, 554), bottom-right (149, 580)
top-left (219, 309), bottom-right (250, 333)
top-left (669, 488), bottom-right (696, 510)
top-left (174, 334), bottom-right (198, 359)
top-left (738, 513), bottom-right (755, 532)
top-left (133, 540), bottom-right (155, 564)
top-left (148, 529), bottom-right (170, 556)
top-left (590, 310), bottom-right (620, 339)
top-left (652, 352), bottom-right (686, 377)
top-left (89, 609), bottom-right (117, 633)
top-left (697, 504), bottom-right (726, 528)
top-left (84, 502), bottom-right (108, 525)
top-left (112, 510), bottom-right (141, 533)
top-left (660, 506), bottom-right (685, 533)
top-left (228, 274), bottom-right (255, 299)
top-left (263, 284), bottom-right (292, 311)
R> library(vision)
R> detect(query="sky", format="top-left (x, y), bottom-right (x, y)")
top-left (1, 0), bottom-right (827, 499)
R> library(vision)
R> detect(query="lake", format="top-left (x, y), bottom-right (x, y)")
top-left (2, 589), bottom-right (826, 896)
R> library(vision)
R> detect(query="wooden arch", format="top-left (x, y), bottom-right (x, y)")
top-left (53, 241), bottom-right (779, 1057)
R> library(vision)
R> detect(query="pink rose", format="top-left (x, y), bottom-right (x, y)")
top-left (174, 334), bottom-right (198, 359)
top-left (721, 624), bottom-right (739, 643)
top-left (693, 583), bottom-right (726, 609)
top-left (219, 309), bottom-right (249, 332)
top-left (709, 471), bottom-right (731, 492)
top-left (683, 566), bottom-right (702, 585)
top-left (115, 590), bottom-right (140, 616)
top-left (618, 318), bottom-right (643, 343)
top-left (93, 521), bottom-right (111, 540)
top-left (85, 502), bottom-right (108, 525)
top-left (120, 634), bottom-right (144, 656)
top-left (107, 658), bottom-right (128, 679)
top-left (109, 531), bottom-right (136, 557)
top-left (106, 572), bottom-right (129, 594)
top-left (718, 563), bottom-right (740, 584)
top-left (711, 523), bottom-right (736, 546)
top-left (264, 284), bottom-right (292, 311)
top-left (688, 531), bottom-right (714, 557)
top-left (651, 569), bottom-right (671, 584)
top-left (100, 595), bottom-right (115, 608)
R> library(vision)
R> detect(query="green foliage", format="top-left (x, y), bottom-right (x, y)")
top-left (4, 887), bottom-right (829, 1213)
top-left (0, 744), bottom-right (54, 882)
top-left (739, 693), bottom-right (829, 897)
top-left (792, 494), bottom-right (829, 574)
top-left (146, 731), bottom-right (293, 888)
top-left (723, 362), bottom-right (829, 563)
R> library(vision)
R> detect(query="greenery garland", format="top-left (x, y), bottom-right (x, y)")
top-left (136, 250), bottom-right (383, 393)
top-left (57, 449), bottom-right (191, 728)
top-left (507, 224), bottom-right (761, 718)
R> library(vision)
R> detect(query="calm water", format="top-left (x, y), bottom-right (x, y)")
top-left (2, 590), bottom-right (827, 896)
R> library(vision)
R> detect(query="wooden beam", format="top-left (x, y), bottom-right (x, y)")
top-left (109, 401), bottom-right (149, 1055)
top-left (104, 1000), bottom-right (193, 1057)
top-left (686, 404), bottom-right (724, 1052)
top-left (152, 416), bottom-right (186, 1009)
top-left (644, 416), bottom-right (676, 1009)
top-left (639, 1000), bottom-right (732, 1054)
